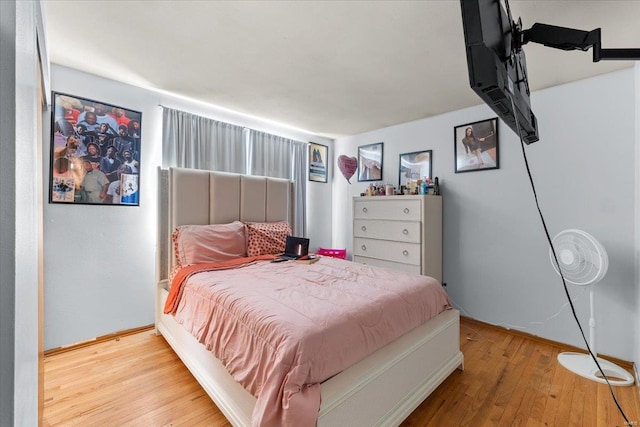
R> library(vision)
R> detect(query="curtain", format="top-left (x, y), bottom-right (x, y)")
top-left (162, 107), bottom-right (307, 237)
top-left (248, 130), bottom-right (307, 236)
top-left (162, 107), bottom-right (245, 173)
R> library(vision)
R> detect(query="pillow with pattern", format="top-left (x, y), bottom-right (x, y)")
top-left (245, 221), bottom-right (292, 256)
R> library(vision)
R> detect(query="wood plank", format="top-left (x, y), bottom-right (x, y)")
top-left (42, 320), bottom-right (640, 426)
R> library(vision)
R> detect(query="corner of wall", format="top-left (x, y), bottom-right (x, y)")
top-left (635, 62), bottom-right (640, 372)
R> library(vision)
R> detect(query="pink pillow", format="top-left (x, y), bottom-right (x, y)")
top-left (245, 221), bottom-right (292, 256)
top-left (173, 221), bottom-right (246, 267)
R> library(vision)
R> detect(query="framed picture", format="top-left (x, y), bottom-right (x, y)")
top-left (399, 150), bottom-right (432, 188)
top-left (49, 92), bottom-right (142, 205)
top-left (358, 142), bottom-right (383, 182)
top-left (308, 142), bottom-right (328, 183)
top-left (454, 118), bottom-right (499, 173)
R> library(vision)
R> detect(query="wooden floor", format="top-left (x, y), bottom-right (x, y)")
top-left (43, 318), bottom-right (640, 427)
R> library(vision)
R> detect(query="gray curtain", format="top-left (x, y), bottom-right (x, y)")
top-left (161, 107), bottom-right (307, 236)
top-left (248, 130), bottom-right (307, 237)
top-left (162, 107), bottom-right (245, 173)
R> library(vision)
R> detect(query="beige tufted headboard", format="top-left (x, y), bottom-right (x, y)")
top-left (157, 167), bottom-right (295, 281)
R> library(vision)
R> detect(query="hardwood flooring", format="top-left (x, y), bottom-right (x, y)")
top-left (43, 318), bottom-right (640, 426)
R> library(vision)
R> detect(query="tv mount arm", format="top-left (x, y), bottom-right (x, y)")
top-left (517, 23), bottom-right (640, 62)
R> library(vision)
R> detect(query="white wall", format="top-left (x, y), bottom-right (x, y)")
top-left (44, 65), bottom-right (333, 350)
top-left (635, 63), bottom-right (640, 371)
top-left (0, 1), bottom-right (44, 424)
top-left (334, 69), bottom-right (637, 361)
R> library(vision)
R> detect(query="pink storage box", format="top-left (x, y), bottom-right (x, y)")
top-left (317, 248), bottom-right (347, 259)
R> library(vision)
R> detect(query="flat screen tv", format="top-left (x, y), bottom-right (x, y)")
top-left (460, 0), bottom-right (539, 144)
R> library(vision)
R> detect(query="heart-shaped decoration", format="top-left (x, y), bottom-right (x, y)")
top-left (337, 155), bottom-right (358, 184)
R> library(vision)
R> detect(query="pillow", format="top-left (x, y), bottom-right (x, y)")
top-left (172, 221), bottom-right (246, 267)
top-left (169, 264), bottom-right (182, 283)
top-left (245, 221), bottom-right (292, 256)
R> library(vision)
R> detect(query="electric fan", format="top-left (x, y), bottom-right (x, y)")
top-left (549, 229), bottom-right (634, 386)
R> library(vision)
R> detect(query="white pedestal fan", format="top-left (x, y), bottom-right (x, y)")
top-left (550, 229), bottom-right (633, 386)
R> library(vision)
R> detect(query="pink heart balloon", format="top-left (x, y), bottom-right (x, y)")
top-left (338, 155), bottom-right (358, 184)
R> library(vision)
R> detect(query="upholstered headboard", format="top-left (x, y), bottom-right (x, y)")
top-left (157, 167), bottom-right (295, 281)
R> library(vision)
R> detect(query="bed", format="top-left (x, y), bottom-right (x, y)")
top-left (155, 167), bottom-right (463, 426)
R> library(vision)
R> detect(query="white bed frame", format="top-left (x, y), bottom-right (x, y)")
top-left (155, 167), bottom-right (463, 426)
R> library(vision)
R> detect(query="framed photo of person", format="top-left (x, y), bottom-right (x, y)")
top-left (454, 118), bottom-right (498, 173)
top-left (308, 142), bottom-right (328, 183)
top-left (399, 150), bottom-right (432, 188)
top-left (49, 92), bottom-right (142, 206)
top-left (357, 142), bottom-right (383, 182)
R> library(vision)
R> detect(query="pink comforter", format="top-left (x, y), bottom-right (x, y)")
top-left (171, 256), bottom-right (451, 426)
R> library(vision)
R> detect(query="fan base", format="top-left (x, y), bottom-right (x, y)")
top-left (557, 352), bottom-right (634, 386)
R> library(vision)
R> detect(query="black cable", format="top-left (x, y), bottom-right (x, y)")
top-left (508, 95), bottom-right (630, 424)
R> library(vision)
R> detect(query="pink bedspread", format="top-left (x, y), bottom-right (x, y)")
top-left (171, 256), bottom-right (451, 426)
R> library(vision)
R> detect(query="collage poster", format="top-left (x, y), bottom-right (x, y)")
top-left (50, 92), bottom-right (142, 206)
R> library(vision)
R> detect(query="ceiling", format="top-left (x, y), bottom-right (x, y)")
top-left (42, 1), bottom-right (640, 139)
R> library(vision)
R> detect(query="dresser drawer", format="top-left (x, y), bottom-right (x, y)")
top-left (353, 238), bottom-right (421, 265)
top-left (353, 219), bottom-right (421, 243)
top-left (354, 256), bottom-right (421, 275)
top-left (354, 199), bottom-right (421, 221)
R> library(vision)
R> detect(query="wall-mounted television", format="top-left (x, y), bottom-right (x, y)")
top-left (460, 0), bottom-right (640, 145)
top-left (460, 0), bottom-right (538, 144)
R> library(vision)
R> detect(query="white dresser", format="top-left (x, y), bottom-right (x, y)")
top-left (352, 195), bottom-right (442, 282)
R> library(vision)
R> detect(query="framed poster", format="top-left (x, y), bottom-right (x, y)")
top-left (399, 150), bottom-right (432, 188)
top-left (357, 142), bottom-right (383, 182)
top-left (308, 142), bottom-right (328, 183)
top-left (50, 92), bottom-right (142, 205)
top-left (454, 118), bottom-right (499, 173)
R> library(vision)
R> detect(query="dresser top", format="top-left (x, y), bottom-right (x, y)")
top-left (353, 195), bottom-right (441, 201)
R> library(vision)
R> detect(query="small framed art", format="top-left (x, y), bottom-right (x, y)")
top-left (399, 150), bottom-right (432, 188)
top-left (454, 118), bottom-right (499, 173)
top-left (357, 142), bottom-right (383, 182)
top-left (308, 142), bottom-right (328, 183)
top-left (50, 92), bottom-right (142, 205)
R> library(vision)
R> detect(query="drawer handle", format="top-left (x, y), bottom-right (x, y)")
top-left (403, 208), bottom-right (410, 214)
top-left (361, 225), bottom-right (367, 232)
top-left (402, 250), bottom-right (409, 256)
top-left (362, 207), bottom-right (368, 213)
top-left (361, 245), bottom-right (367, 251)
top-left (402, 229), bottom-right (408, 235)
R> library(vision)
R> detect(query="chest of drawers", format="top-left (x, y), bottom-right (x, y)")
top-left (352, 195), bottom-right (442, 281)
